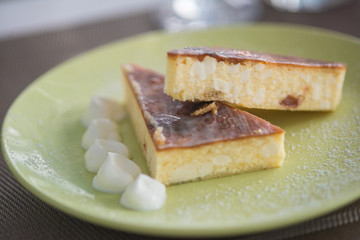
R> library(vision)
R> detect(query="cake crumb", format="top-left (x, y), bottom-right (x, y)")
top-left (254, 129), bottom-right (263, 134)
top-left (144, 111), bottom-right (157, 127)
top-left (191, 102), bottom-right (218, 116)
top-left (153, 127), bottom-right (166, 145)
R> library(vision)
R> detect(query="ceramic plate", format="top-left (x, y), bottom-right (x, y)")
top-left (2, 24), bottom-right (360, 237)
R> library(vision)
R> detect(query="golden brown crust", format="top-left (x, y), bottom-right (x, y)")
top-left (167, 47), bottom-right (346, 69)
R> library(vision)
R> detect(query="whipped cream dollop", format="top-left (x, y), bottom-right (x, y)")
top-left (120, 174), bottom-right (166, 211)
top-left (85, 139), bottom-right (129, 173)
top-left (81, 118), bottom-right (121, 149)
top-left (81, 94), bottom-right (166, 211)
top-left (82, 95), bottom-right (126, 127)
top-left (92, 152), bottom-right (141, 194)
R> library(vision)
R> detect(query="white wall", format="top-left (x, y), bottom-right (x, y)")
top-left (0, 0), bottom-right (160, 39)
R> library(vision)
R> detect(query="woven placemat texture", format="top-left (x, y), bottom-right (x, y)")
top-left (1, 6), bottom-right (360, 240)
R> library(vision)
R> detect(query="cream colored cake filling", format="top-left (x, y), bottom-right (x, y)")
top-left (165, 56), bottom-right (346, 111)
top-left (155, 134), bottom-right (284, 185)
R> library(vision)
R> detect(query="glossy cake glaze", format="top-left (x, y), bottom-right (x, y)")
top-left (123, 64), bottom-right (284, 150)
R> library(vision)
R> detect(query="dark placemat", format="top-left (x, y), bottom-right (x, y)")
top-left (1, 5), bottom-right (360, 240)
top-left (262, 0), bottom-right (360, 38)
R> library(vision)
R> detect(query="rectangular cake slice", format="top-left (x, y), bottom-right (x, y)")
top-left (165, 47), bottom-right (346, 111)
top-left (122, 64), bottom-right (285, 185)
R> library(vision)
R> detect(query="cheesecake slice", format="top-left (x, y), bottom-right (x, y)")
top-left (122, 64), bottom-right (285, 185)
top-left (165, 47), bottom-right (346, 111)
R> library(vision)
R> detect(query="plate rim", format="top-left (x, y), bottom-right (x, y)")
top-left (2, 22), bottom-right (360, 237)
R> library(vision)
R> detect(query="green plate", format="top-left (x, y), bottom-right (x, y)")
top-left (2, 23), bottom-right (360, 237)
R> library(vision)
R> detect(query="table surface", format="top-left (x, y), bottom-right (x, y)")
top-left (1, 1), bottom-right (360, 239)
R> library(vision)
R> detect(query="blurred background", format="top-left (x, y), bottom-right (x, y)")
top-left (1, 1), bottom-right (360, 240)
top-left (0, 0), bottom-right (359, 40)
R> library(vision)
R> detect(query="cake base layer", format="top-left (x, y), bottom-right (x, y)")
top-left (165, 48), bottom-right (346, 111)
top-left (122, 64), bottom-right (285, 185)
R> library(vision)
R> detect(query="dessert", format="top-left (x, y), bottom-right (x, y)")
top-left (82, 95), bottom-right (166, 210)
top-left (82, 95), bottom-right (125, 127)
top-left (165, 47), bottom-right (346, 111)
top-left (92, 152), bottom-right (141, 194)
top-left (120, 174), bottom-right (166, 211)
top-left (81, 118), bottom-right (121, 149)
top-left (85, 139), bottom-right (129, 172)
top-left (122, 64), bottom-right (285, 185)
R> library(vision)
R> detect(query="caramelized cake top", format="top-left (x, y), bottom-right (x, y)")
top-left (122, 64), bottom-right (284, 150)
top-left (168, 47), bottom-right (346, 68)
